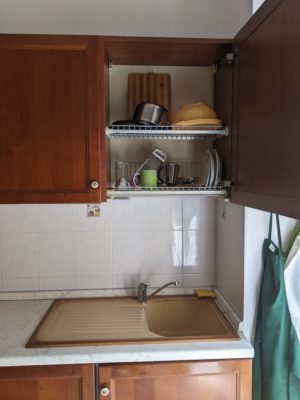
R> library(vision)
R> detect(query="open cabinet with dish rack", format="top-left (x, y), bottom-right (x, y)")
top-left (107, 126), bottom-right (228, 198)
top-left (104, 37), bottom-right (233, 199)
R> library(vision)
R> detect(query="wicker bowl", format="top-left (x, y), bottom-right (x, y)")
top-left (172, 102), bottom-right (222, 126)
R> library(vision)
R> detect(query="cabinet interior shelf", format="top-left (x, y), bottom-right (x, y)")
top-left (107, 186), bottom-right (227, 198)
top-left (106, 125), bottom-right (229, 140)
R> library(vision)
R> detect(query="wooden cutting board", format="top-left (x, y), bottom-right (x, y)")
top-left (128, 73), bottom-right (171, 122)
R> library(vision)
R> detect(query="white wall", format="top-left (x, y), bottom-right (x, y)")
top-left (0, 198), bottom-right (216, 292)
top-left (243, 208), bottom-right (298, 343)
top-left (216, 201), bottom-right (245, 318)
top-left (0, 0), bottom-right (252, 38)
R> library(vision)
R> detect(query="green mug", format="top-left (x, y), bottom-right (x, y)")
top-left (141, 170), bottom-right (157, 187)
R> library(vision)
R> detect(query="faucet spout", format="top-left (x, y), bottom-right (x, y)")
top-left (137, 281), bottom-right (179, 303)
top-left (148, 281), bottom-right (179, 299)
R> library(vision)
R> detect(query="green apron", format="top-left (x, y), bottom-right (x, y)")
top-left (253, 214), bottom-right (291, 399)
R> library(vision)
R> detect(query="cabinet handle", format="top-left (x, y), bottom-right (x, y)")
top-left (100, 386), bottom-right (110, 397)
top-left (90, 181), bottom-right (99, 189)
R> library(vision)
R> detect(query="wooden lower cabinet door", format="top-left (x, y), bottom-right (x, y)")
top-left (0, 364), bottom-right (94, 400)
top-left (99, 359), bottom-right (252, 400)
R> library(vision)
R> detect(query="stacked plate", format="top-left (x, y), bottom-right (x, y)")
top-left (199, 149), bottom-right (222, 188)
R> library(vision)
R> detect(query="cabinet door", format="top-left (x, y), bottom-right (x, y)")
top-left (231, 0), bottom-right (300, 218)
top-left (0, 35), bottom-right (106, 203)
top-left (0, 364), bottom-right (94, 400)
top-left (214, 63), bottom-right (233, 182)
top-left (99, 360), bottom-right (252, 400)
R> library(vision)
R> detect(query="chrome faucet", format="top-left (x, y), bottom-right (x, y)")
top-left (137, 281), bottom-right (179, 303)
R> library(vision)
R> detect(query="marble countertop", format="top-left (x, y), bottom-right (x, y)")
top-left (0, 299), bottom-right (254, 367)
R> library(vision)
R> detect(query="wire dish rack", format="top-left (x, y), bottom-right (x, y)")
top-left (107, 186), bottom-right (227, 198)
top-left (108, 161), bottom-right (227, 198)
top-left (106, 125), bottom-right (229, 140)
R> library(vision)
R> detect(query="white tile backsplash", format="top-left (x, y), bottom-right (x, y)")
top-left (112, 198), bottom-right (147, 231)
top-left (38, 232), bottom-right (75, 277)
top-left (75, 231), bottom-right (112, 276)
top-left (183, 273), bottom-right (215, 287)
top-left (1, 233), bottom-right (38, 278)
top-left (183, 197), bottom-right (215, 231)
top-left (215, 201), bottom-right (245, 318)
top-left (147, 230), bottom-right (182, 275)
top-left (38, 204), bottom-right (75, 232)
top-left (2, 277), bottom-right (39, 291)
top-left (0, 197), bottom-right (217, 292)
top-left (76, 275), bottom-right (112, 290)
top-left (40, 276), bottom-right (77, 290)
top-left (112, 230), bottom-right (147, 275)
top-left (183, 230), bottom-right (215, 274)
top-left (147, 197), bottom-right (182, 231)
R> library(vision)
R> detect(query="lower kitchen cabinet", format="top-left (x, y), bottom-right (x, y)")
top-left (0, 364), bottom-right (94, 400)
top-left (98, 359), bottom-right (252, 400)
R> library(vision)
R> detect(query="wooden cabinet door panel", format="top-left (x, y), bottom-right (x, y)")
top-left (99, 360), bottom-right (252, 400)
top-left (214, 64), bottom-right (233, 182)
top-left (0, 35), bottom-right (105, 203)
top-left (0, 364), bottom-right (94, 400)
top-left (231, 0), bottom-right (300, 218)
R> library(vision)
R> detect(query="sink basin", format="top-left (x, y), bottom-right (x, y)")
top-left (26, 296), bottom-right (238, 348)
top-left (146, 297), bottom-right (236, 339)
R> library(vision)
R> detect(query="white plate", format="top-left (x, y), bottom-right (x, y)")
top-left (199, 152), bottom-right (211, 187)
top-left (213, 149), bottom-right (222, 188)
top-left (206, 149), bottom-right (215, 187)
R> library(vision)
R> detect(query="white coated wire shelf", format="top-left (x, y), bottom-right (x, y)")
top-left (107, 186), bottom-right (227, 198)
top-left (106, 125), bottom-right (229, 140)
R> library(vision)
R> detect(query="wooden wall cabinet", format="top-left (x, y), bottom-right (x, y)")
top-left (98, 359), bottom-right (252, 400)
top-left (230, 0), bottom-right (300, 218)
top-left (0, 35), bottom-right (106, 203)
top-left (0, 364), bottom-right (94, 400)
top-left (0, 0), bottom-right (298, 218)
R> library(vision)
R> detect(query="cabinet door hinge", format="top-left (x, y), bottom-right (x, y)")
top-left (218, 51), bottom-right (237, 69)
top-left (107, 58), bottom-right (113, 69)
top-left (223, 180), bottom-right (233, 188)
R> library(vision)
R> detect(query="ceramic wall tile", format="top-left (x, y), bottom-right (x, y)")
top-left (39, 232), bottom-right (75, 277)
top-left (112, 273), bottom-right (147, 289)
top-left (2, 277), bottom-right (39, 291)
top-left (147, 197), bottom-right (182, 231)
top-left (112, 198), bottom-right (147, 231)
top-left (183, 230), bottom-right (215, 274)
top-left (0, 205), bottom-right (38, 233)
top-left (183, 273), bottom-right (215, 287)
top-left (0, 198), bottom-right (218, 292)
top-left (147, 273), bottom-right (183, 288)
top-left (40, 277), bottom-right (77, 290)
top-left (147, 230), bottom-right (182, 275)
top-left (38, 204), bottom-right (75, 233)
top-left (183, 197), bottom-right (215, 231)
top-left (76, 275), bottom-right (112, 290)
top-left (216, 201), bottom-right (245, 246)
top-left (75, 231), bottom-right (112, 276)
top-left (215, 201), bottom-right (245, 318)
top-left (112, 230), bottom-right (147, 275)
top-left (0, 233), bottom-right (38, 278)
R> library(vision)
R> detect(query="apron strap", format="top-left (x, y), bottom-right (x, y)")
top-left (268, 213), bottom-right (283, 254)
top-left (268, 213), bottom-right (273, 240)
top-left (276, 214), bottom-right (283, 255)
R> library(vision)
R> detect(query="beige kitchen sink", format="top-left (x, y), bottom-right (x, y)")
top-left (146, 297), bottom-right (236, 338)
top-left (26, 296), bottom-right (239, 348)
